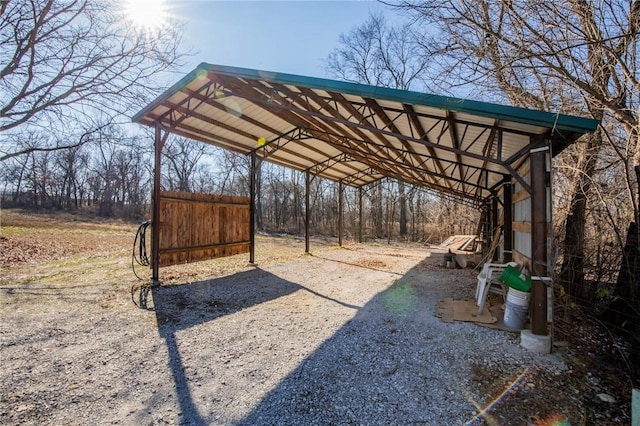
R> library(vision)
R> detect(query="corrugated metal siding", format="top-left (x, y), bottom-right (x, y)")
top-left (514, 158), bottom-right (532, 268)
top-left (514, 231), bottom-right (532, 259)
top-left (515, 198), bottom-right (532, 222)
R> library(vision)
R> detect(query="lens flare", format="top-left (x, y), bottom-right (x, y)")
top-left (464, 367), bottom-right (530, 425)
top-left (124, 0), bottom-right (168, 34)
top-left (383, 280), bottom-right (417, 315)
top-left (534, 414), bottom-right (571, 426)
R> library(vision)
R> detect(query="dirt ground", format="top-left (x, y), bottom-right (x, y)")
top-left (0, 209), bottom-right (634, 425)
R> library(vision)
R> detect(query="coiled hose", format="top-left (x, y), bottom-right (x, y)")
top-left (131, 220), bottom-right (151, 280)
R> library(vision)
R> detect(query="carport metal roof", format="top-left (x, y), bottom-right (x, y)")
top-left (133, 63), bottom-right (598, 205)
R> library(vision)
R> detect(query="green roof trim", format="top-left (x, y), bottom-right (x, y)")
top-left (133, 62), bottom-right (599, 135)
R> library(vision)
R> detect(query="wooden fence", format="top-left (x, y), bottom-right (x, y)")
top-left (157, 191), bottom-right (250, 267)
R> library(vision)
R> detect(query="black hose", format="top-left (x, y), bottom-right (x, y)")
top-left (131, 220), bottom-right (151, 280)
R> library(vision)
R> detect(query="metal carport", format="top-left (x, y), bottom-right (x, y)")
top-left (133, 62), bottom-right (598, 336)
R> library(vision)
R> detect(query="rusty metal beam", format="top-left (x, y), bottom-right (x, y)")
top-left (209, 79), bottom-right (385, 183)
top-left (307, 152), bottom-right (352, 179)
top-left (530, 146), bottom-right (549, 336)
top-left (251, 81), bottom-right (422, 183)
top-left (144, 112), bottom-right (251, 153)
top-left (183, 87), bottom-right (284, 136)
top-left (249, 151), bottom-right (257, 264)
top-left (363, 98), bottom-right (427, 178)
top-left (149, 72), bottom-right (541, 200)
top-left (152, 123), bottom-right (170, 283)
top-left (341, 154), bottom-right (485, 204)
top-left (295, 87), bottom-right (414, 176)
top-left (156, 80), bottom-right (216, 124)
top-left (304, 127), bottom-right (496, 199)
top-left (358, 186), bottom-right (364, 243)
top-left (215, 83), bottom-right (526, 184)
top-left (214, 77), bottom-right (528, 190)
top-left (503, 180), bottom-right (513, 263)
top-left (403, 104), bottom-right (452, 188)
top-left (475, 123), bottom-right (499, 199)
top-left (446, 111), bottom-right (466, 195)
top-left (305, 170), bottom-right (310, 254)
top-left (338, 181), bottom-right (344, 247)
top-left (342, 167), bottom-right (383, 187)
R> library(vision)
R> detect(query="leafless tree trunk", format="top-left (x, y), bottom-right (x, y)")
top-left (398, 181), bottom-right (407, 238)
top-left (163, 138), bottom-right (208, 193)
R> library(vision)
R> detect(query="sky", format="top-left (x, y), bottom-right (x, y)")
top-left (165, 0), bottom-right (401, 80)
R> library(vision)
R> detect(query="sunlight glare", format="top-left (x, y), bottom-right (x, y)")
top-left (125, 0), bottom-right (168, 33)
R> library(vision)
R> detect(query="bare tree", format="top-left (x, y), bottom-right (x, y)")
top-left (0, 0), bottom-right (185, 159)
top-left (54, 144), bottom-right (88, 208)
top-left (162, 137), bottom-right (208, 193)
top-left (325, 13), bottom-right (431, 239)
top-left (391, 0), bottom-right (640, 246)
top-left (326, 13), bottom-right (428, 89)
top-left (392, 0), bottom-right (640, 367)
top-left (213, 150), bottom-right (251, 197)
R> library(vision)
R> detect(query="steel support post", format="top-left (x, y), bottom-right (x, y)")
top-left (249, 152), bottom-right (256, 264)
top-left (530, 147), bottom-right (550, 336)
top-left (305, 171), bottom-right (310, 254)
top-left (338, 181), bottom-right (344, 247)
top-left (358, 187), bottom-right (363, 243)
top-left (491, 196), bottom-right (499, 261)
top-left (152, 123), bottom-right (163, 283)
top-left (479, 204), bottom-right (490, 258)
top-left (503, 182), bottom-right (513, 263)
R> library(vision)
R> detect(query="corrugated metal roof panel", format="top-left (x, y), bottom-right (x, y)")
top-left (132, 63), bottom-right (598, 205)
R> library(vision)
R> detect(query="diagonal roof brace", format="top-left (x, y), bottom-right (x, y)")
top-left (342, 167), bottom-right (383, 187)
top-left (132, 63), bottom-right (599, 204)
top-left (208, 85), bottom-right (541, 177)
top-left (305, 127), bottom-right (496, 201)
top-left (300, 126), bottom-right (502, 192)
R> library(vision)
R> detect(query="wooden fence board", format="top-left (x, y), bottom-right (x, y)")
top-left (157, 191), bottom-right (250, 267)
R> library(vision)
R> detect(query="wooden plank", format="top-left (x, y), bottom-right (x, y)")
top-left (162, 241), bottom-right (250, 254)
top-left (160, 190), bottom-right (249, 205)
top-left (516, 158), bottom-right (531, 176)
top-left (513, 221), bottom-right (531, 233)
top-left (513, 250), bottom-right (531, 271)
top-left (512, 188), bottom-right (530, 203)
top-left (157, 191), bottom-right (250, 267)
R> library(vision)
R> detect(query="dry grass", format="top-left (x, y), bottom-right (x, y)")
top-left (0, 209), bottom-right (340, 292)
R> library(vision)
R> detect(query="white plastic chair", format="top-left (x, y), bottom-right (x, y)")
top-left (475, 261), bottom-right (518, 315)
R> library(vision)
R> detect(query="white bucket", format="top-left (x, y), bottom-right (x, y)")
top-left (504, 287), bottom-right (531, 329)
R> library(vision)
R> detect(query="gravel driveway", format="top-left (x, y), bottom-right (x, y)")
top-left (1, 243), bottom-right (565, 425)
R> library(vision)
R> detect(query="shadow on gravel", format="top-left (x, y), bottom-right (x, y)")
top-left (150, 268), bottom-right (304, 425)
top-left (236, 260), bottom-right (480, 425)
